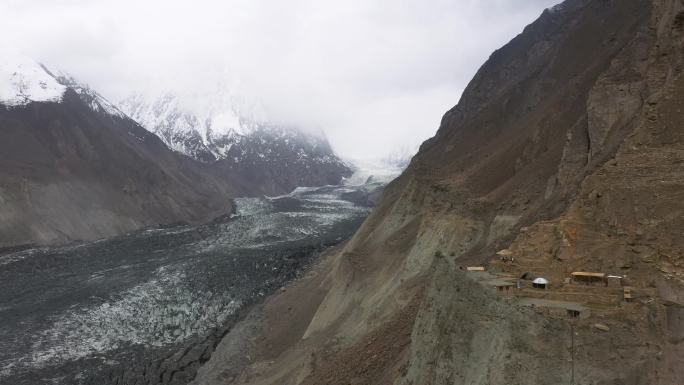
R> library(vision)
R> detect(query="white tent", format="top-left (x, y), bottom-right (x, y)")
top-left (532, 277), bottom-right (549, 289)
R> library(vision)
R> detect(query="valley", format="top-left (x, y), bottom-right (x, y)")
top-left (0, 168), bottom-right (393, 385)
top-left (3, 0), bottom-right (684, 384)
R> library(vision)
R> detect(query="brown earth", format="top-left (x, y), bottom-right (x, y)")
top-left (194, 0), bottom-right (684, 384)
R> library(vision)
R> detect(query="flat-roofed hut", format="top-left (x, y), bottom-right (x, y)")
top-left (571, 272), bottom-right (607, 286)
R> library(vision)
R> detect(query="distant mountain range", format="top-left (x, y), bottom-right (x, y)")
top-left (119, 92), bottom-right (351, 194)
top-left (0, 53), bottom-right (350, 247)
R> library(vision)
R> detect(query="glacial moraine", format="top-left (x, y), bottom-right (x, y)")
top-left (0, 175), bottom-right (390, 385)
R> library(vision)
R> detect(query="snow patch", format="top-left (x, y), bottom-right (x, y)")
top-left (0, 53), bottom-right (66, 106)
top-left (0, 52), bottom-right (127, 121)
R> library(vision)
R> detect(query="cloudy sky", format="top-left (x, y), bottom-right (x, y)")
top-left (0, 0), bottom-right (559, 158)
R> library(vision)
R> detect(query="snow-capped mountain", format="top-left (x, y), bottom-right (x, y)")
top-left (0, 53), bottom-right (242, 247)
top-left (0, 53), bottom-right (67, 106)
top-left (119, 92), bottom-right (352, 193)
top-left (0, 52), bottom-right (127, 119)
top-left (119, 93), bottom-right (238, 162)
top-left (0, 53), bottom-right (352, 246)
top-left (53, 73), bottom-right (127, 119)
top-left (118, 93), bottom-right (342, 163)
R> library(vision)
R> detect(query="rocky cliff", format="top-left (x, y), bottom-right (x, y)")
top-left (193, 1), bottom-right (684, 384)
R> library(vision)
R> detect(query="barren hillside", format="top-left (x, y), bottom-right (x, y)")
top-left (0, 88), bottom-right (240, 247)
top-left (193, 1), bottom-right (684, 384)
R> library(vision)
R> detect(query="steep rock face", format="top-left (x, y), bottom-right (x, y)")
top-left (195, 1), bottom-right (684, 384)
top-left (0, 60), bottom-right (242, 247)
top-left (119, 93), bottom-right (351, 195)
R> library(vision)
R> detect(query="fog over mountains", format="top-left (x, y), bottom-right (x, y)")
top-left (0, 53), bottom-right (351, 246)
top-left (0, 0), bottom-right (559, 159)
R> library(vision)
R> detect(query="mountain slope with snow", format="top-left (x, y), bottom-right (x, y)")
top-left (0, 53), bottom-right (129, 120)
top-left (55, 73), bottom-right (127, 119)
top-left (0, 55), bottom-right (354, 245)
top-left (120, 92), bottom-right (352, 194)
top-left (0, 53), bottom-right (66, 106)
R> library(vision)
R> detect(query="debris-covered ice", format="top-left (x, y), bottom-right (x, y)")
top-left (0, 169), bottom-right (390, 384)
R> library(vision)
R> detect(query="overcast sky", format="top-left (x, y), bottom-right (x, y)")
top-left (0, 0), bottom-right (559, 159)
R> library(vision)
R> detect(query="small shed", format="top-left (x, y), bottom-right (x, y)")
top-left (532, 277), bottom-right (549, 289)
top-left (571, 272), bottom-right (607, 286)
top-left (466, 266), bottom-right (486, 272)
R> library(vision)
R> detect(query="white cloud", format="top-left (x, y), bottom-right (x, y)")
top-left (0, 0), bottom-right (559, 158)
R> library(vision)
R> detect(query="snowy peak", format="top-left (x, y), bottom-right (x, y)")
top-left (118, 91), bottom-right (351, 193)
top-left (119, 93), bottom-right (221, 161)
top-left (119, 91), bottom-right (253, 143)
top-left (0, 53), bottom-right (126, 120)
top-left (54, 73), bottom-right (126, 118)
top-left (118, 92), bottom-right (338, 164)
top-left (0, 53), bottom-right (66, 106)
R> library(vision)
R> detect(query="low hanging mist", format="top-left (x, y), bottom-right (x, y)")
top-left (0, 0), bottom-right (559, 158)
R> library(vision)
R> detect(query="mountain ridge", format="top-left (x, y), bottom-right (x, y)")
top-left (0, 55), bottom-right (357, 246)
top-left (119, 92), bottom-right (352, 194)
